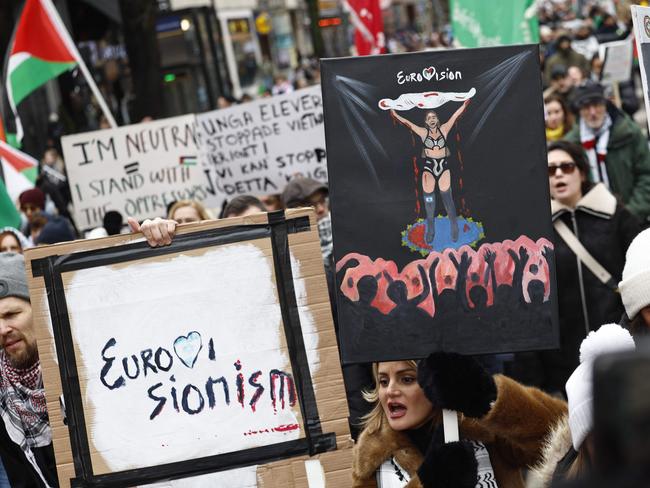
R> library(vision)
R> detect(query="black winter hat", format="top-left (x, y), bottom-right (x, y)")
top-left (35, 216), bottom-right (76, 245)
top-left (570, 81), bottom-right (606, 110)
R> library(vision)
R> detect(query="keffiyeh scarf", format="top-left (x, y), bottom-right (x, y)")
top-left (376, 440), bottom-right (497, 488)
top-left (0, 351), bottom-right (52, 486)
top-left (579, 114), bottom-right (612, 189)
top-left (318, 212), bottom-right (333, 261)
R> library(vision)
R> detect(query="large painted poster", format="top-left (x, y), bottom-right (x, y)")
top-left (25, 209), bottom-right (352, 487)
top-left (322, 44), bottom-right (559, 363)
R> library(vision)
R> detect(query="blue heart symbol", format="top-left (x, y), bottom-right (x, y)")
top-left (173, 331), bottom-right (203, 369)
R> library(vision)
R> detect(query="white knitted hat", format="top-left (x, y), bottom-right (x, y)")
top-left (619, 229), bottom-right (650, 320)
top-left (565, 323), bottom-right (635, 450)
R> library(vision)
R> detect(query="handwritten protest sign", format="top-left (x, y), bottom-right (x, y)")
top-left (25, 209), bottom-right (352, 487)
top-left (599, 37), bottom-right (633, 86)
top-left (198, 85), bottom-right (327, 199)
top-left (62, 87), bottom-right (327, 230)
top-left (632, 6), bottom-right (650, 133)
top-left (61, 115), bottom-right (218, 230)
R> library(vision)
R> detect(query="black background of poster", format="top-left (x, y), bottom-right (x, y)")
top-left (321, 44), bottom-right (560, 363)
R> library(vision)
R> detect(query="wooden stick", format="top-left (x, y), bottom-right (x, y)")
top-left (442, 409), bottom-right (459, 443)
top-left (612, 81), bottom-right (622, 109)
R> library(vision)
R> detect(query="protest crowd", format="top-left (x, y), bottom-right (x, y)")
top-left (4, 0), bottom-right (650, 487)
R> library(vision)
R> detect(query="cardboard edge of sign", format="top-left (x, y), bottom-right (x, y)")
top-left (24, 208), bottom-right (353, 488)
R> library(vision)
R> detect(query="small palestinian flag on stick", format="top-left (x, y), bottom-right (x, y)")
top-left (0, 140), bottom-right (37, 228)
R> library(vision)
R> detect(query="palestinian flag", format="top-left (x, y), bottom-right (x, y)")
top-left (5, 0), bottom-right (80, 142)
top-left (0, 179), bottom-right (21, 228)
top-left (0, 140), bottom-right (37, 205)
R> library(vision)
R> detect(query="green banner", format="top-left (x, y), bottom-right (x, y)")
top-left (451, 0), bottom-right (539, 48)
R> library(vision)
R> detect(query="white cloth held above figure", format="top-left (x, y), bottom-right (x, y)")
top-left (378, 88), bottom-right (476, 111)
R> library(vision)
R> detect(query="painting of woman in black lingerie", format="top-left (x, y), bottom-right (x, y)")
top-left (380, 88), bottom-right (484, 254)
top-left (321, 45), bottom-right (560, 363)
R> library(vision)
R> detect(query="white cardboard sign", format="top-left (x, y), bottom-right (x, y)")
top-left (61, 115), bottom-right (216, 229)
top-left (197, 85), bottom-right (327, 200)
top-left (63, 242), bottom-right (312, 473)
top-left (598, 37), bottom-right (633, 85)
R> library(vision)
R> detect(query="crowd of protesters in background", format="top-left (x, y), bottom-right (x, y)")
top-left (3, 1), bottom-right (650, 486)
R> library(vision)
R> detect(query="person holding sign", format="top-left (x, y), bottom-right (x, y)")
top-left (352, 353), bottom-right (566, 488)
top-left (389, 99), bottom-right (470, 244)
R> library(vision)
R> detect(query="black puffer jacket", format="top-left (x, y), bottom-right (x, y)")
top-left (539, 183), bottom-right (641, 393)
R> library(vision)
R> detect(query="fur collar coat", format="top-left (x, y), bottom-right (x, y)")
top-left (530, 415), bottom-right (573, 487)
top-left (352, 375), bottom-right (567, 488)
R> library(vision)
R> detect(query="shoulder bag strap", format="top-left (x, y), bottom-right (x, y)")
top-left (554, 218), bottom-right (618, 291)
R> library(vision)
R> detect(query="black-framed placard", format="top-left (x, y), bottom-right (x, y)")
top-left (28, 211), bottom-right (339, 487)
top-left (321, 44), bottom-right (559, 363)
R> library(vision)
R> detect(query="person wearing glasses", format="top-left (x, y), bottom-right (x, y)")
top-left (540, 140), bottom-right (640, 396)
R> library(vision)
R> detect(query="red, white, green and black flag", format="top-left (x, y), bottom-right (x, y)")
top-left (0, 139), bottom-right (37, 227)
top-left (5, 0), bottom-right (81, 144)
top-left (342, 0), bottom-right (386, 56)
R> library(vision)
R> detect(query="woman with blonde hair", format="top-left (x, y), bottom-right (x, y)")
top-left (167, 200), bottom-right (211, 224)
top-left (352, 353), bottom-right (566, 487)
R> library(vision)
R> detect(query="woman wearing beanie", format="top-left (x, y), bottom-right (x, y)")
top-left (531, 323), bottom-right (635, 485)
top-left (619, 228), bottom-right (650, 335)
top-left (538, 141), bottom-right (640, 395)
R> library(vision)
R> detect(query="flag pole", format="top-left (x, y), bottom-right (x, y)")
top-left (42, 0), bottom-right (118, 128)
top-left (70, 56), bottom-right (118, 128)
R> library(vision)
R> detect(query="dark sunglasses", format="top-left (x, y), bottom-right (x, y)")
top-left (548, 162), bottom-right (577, 176)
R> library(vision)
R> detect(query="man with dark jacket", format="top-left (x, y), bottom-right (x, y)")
top-left (564, 81), bottom-right (650, 224)
top-left (0, 253), bottom-right (57, 487)
top-left (544, 35), bottom-right (590, 86)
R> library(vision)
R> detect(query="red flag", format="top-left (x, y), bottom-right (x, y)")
top-left (344, 0), bottom-right (386, 56)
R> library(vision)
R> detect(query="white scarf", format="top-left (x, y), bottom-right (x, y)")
top-left (579, 114), bottom-right (612, 189)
